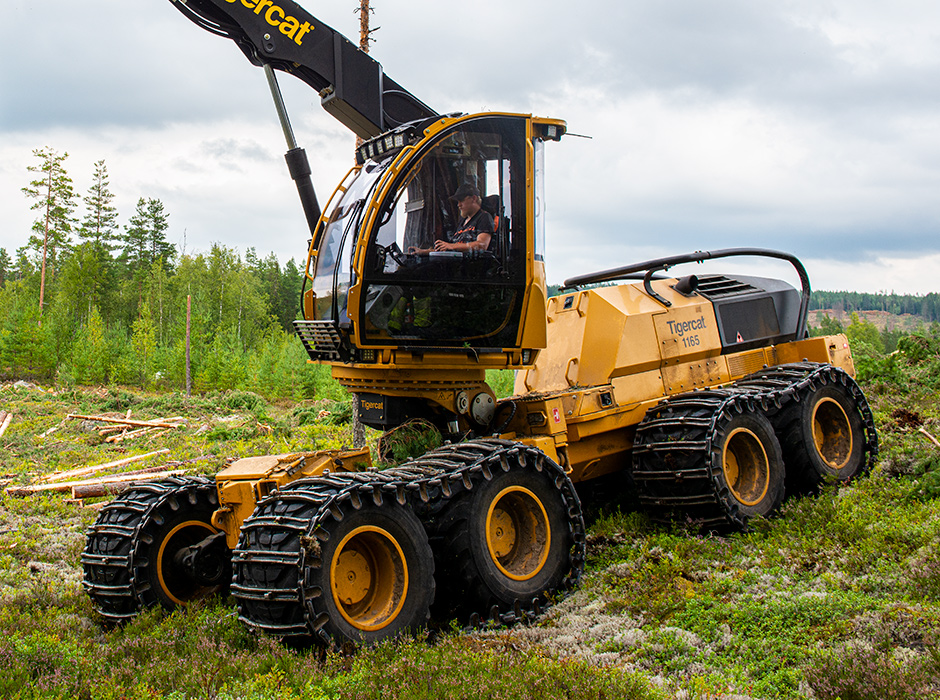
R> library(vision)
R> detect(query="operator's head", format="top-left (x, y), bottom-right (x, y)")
top-left (451, 183), bottom-right (481, 218)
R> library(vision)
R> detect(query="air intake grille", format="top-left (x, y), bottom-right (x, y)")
top-left (293, 319), bottom-right (343, 361)
top-left (695, 275), bottom-right (759, 299)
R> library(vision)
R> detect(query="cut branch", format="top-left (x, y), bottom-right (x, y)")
top-left (39, 449), bottom-right (170, 483)
top-left (67, 414), bottom-right (185, 429)
top-left (919, 426), bottom-right (940, 448)
top-left (0, 412), bottom-right (12, 440)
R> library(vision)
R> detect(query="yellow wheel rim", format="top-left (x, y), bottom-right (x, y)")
top-left (722, 428), bottom-right (770, 507)
top-left (156, 520), bottom-right (218, 606)
top-left (485, 486), bottom-right (551, 582)
top-left (812, 397), bottom-right (853, 470)
top-left (330, 526), bottom-right (408, 631)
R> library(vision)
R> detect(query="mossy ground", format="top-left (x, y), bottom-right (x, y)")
top-left (0, 371), bottom-right (938, 699)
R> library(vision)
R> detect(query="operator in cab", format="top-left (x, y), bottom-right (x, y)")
top-left (411, 183), bottom-right (495, 254)
top-left (437, 183), bottom-right (494, 252)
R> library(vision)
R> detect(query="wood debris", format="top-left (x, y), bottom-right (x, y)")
top-left (0, 411), bottom-right (12, 440)
top-left (5, 470), bottom-right (185, 497)
top-left (6, 454), bottom-right (216, 506)
top-left (66, 412), bottom-right (188, 443)
top-left (39, 449), bottom-right (171, 483)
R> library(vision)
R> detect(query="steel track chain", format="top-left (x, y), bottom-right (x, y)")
top-left (81, 475), bottom-right (218, 621)
top-left (231, 438), bottom-right (586, 643)
top-left (631, 362), bottom-right (878, 528)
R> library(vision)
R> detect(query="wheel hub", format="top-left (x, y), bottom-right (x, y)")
top-left (722, 428), bottom-right (770, 507)
top-left (485, 486), bottom-right (551, 582)
top-left (330, 526), bottom-right (408, 631)
top-left (158, 520), bottom-right (220, 606)
top-left (812, 397), bottom-right (853, 469)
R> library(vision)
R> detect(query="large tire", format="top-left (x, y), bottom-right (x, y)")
top-left (777, 382), bottom-right (867, 492)
top-left (82, 477), bottom-right (228, 621)
top-left (711, 411), bottom-right (785, 520)
top-left (433, 465), bottom-right (573, 623)
top-left (233, 481), bottom-right (435, 646)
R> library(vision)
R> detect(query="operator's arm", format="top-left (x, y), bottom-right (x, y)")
top-left (434, 234), bottom-right (491, 252)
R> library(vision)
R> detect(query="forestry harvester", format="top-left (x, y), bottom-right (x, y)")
top-left (82, 0), bottom-right (878, 645)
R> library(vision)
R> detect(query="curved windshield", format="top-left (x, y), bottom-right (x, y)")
top-left (311, 160), bottom-right (387, 323)
top-left (359, 116), bottom-right (528, 347)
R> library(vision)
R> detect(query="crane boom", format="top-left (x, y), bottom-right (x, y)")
top-left (169, 0), bottom-right (438, 139)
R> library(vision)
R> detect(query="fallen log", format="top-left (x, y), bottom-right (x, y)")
top-left (71, 473), bottom-right (183, 499)
top-left (39, 449), bottom-right (170, 483)
top-left (6, 469), bottom-right (183, 497)
top-left (66, 414), bottom-right (184, 429)
top-left (0, 412), bottom-right (12, 439)
top-left (919, 426), bottom-right (940, 449)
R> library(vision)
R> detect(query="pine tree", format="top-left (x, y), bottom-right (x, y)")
top-left (21, 147), bottom-right (76, 322)
top-left (79, 160), bottom-right (120, 254)
top-left (146, 198), bottom-right (174, 265)
top-left (122, 197), bottom-right (174, 277)
top-left (0, 248), bottom-right (10, 288)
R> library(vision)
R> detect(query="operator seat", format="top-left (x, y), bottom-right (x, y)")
top-left (481, 194), bottom-right (507, 267)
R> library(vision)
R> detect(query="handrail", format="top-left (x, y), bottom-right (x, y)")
top-left (561, 248), bottom-right (812, 339)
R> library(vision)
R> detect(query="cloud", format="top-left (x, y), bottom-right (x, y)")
top-left (2, 0), bottom-right (940, 295)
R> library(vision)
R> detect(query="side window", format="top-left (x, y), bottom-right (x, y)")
top-left (361, 117), bottom-right (528, 347)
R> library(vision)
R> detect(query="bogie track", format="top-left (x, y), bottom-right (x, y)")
top-left (231, 439), bottom-right (586, 644)
top-left (632, 362), bottom-right (878, 528)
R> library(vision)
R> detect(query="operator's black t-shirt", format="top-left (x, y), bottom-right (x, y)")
top-left (449, 208), bottom-right (495, 249)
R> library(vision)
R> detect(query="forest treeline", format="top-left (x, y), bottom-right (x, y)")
top-left (810, 290), bottom-right (940, 321)
top-left (0, 148), bottom-right (339, 400)
top-left (4, 148), bottom-right (940, 399)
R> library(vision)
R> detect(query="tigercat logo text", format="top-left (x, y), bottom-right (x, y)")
top-left (224, 0), bottom-right (313, 46)
top-left (361, 401), bottom-right (384, 412)
top-left (666, 316), bottom-right (707, 337)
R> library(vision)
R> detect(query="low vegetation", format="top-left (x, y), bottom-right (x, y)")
top-left (0, 319), bottom-right (939, 698)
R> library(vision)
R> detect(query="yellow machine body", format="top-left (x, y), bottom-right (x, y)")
top-left (501, 281), bottom-right (855, 482)
top-left (84, 0), bottom-right (879, 645)
top-left (211, 448), bottom-right (371, 547)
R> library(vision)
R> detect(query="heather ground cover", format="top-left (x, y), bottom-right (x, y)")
top-left (0, 354), bottom-right (938, 698)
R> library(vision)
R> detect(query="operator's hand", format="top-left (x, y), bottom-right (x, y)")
top-left (433, 239), bottom-right (452, 251)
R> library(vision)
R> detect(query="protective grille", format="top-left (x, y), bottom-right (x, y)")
top-left (293, 319), bottom-right (343, 361)
top-left (695, 275), bottom-right (759, 299)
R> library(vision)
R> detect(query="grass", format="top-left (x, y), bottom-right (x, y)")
top-left (0, 369), bottom-right (939, 698)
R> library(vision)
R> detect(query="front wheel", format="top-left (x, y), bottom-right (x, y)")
top-left (314, 500), bottom-right (435, 643)
top-left (233, 480), bottom-right (435, 647)
top-left (82, 477), bottom-right (228, 621)
top-left (433, 458), bottom-right (575, 623)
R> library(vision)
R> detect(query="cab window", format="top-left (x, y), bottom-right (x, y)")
top-left (360, 117), bottom-right (527, 347)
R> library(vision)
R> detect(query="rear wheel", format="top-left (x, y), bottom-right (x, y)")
top-left (712, 411), bottom-right (785, 520)
top-left (778, 383), bottom-right (866, 492)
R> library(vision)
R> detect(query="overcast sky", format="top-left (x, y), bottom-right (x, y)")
top-left (3, 0), bottom-right (940, 294)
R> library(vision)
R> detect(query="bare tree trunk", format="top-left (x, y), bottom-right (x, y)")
top-left (186, 295), bottom-right (192, 396)
top-left (351, 0), bottom-right (374, 449)
top-left (38, 169), bottom-right (52, 327)
top-left (352, 394), bottom-right (365, 448)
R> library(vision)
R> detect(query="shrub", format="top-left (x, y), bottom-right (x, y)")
top-left (805, 643), bottom-right (934, 700)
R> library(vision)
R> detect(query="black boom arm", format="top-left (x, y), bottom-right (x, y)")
top-left (169, 0), bottom-right (437, 139)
